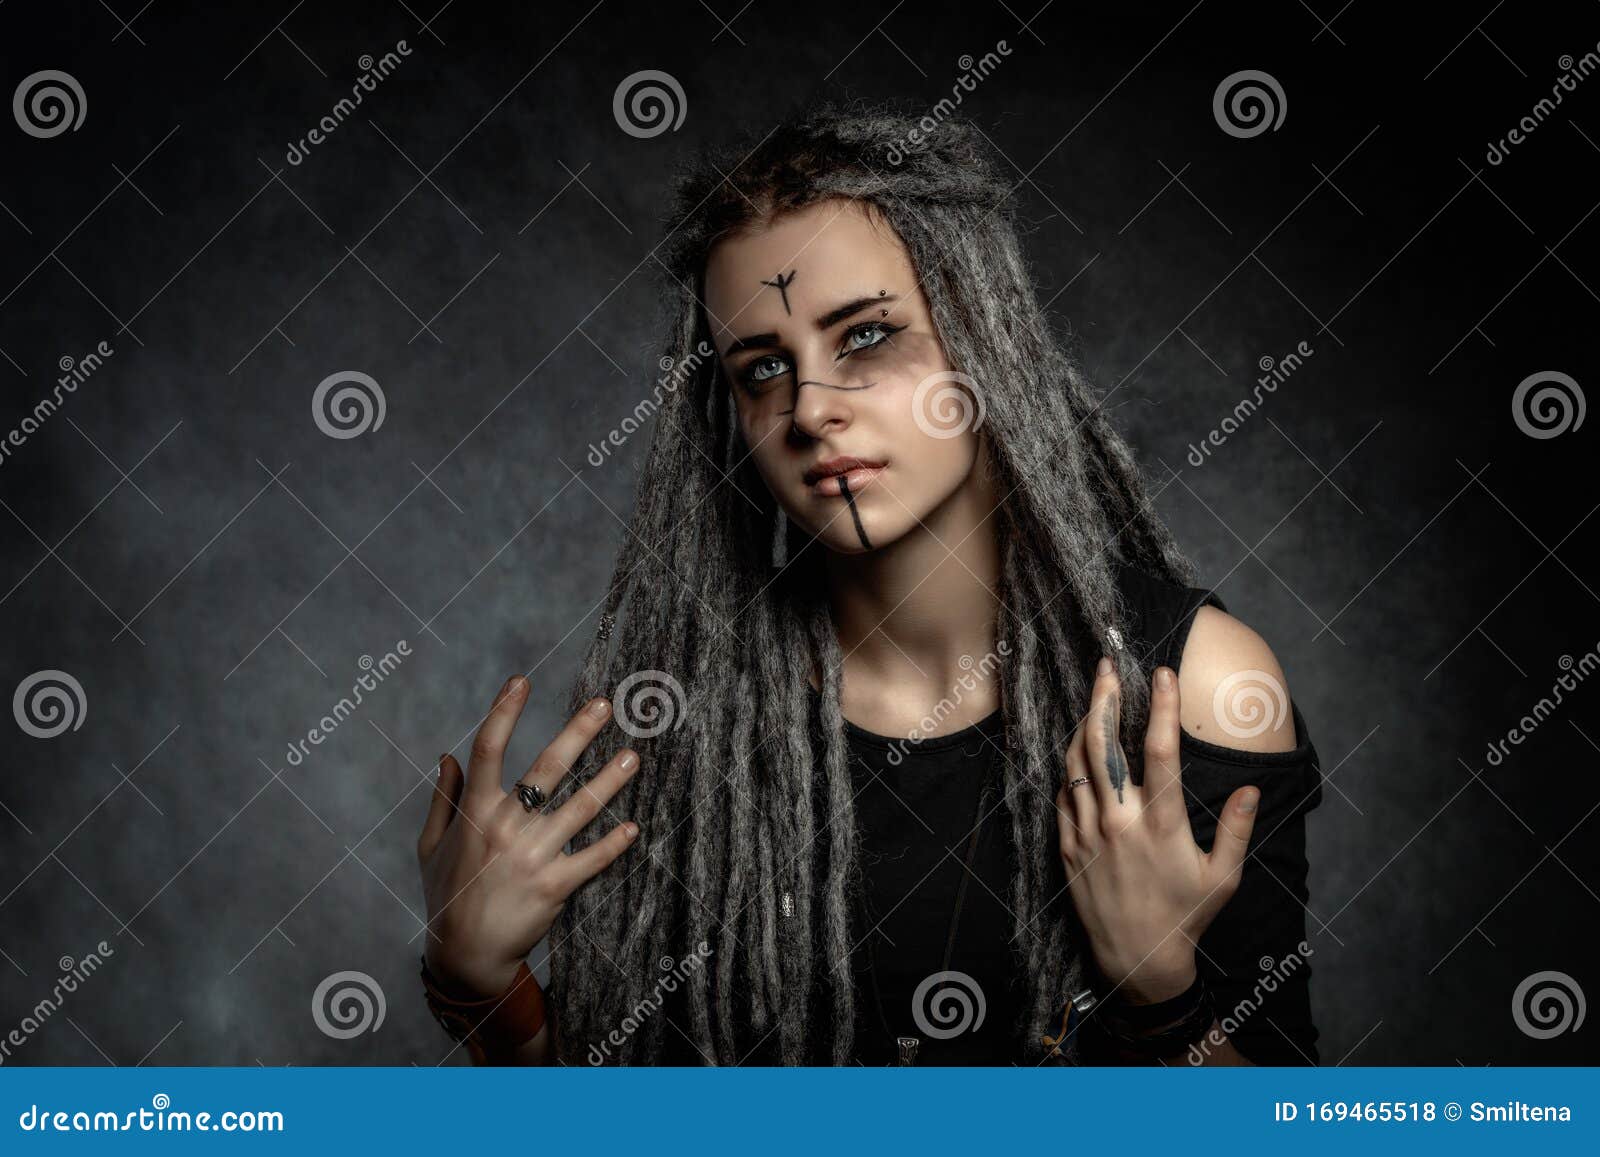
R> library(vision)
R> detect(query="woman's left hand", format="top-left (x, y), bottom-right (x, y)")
top-left (1055, 657), bottom-right (1261, 1002)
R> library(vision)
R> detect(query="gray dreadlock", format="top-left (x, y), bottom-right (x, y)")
top-left (546, 100), bottom-right (1195, 1066)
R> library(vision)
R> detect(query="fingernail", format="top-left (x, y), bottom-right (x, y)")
top-left (619, 750), bottom-right (638, 770)
top-left (438, 754), bottom-right (449, 777)
top-left (624, 821), bottom-right (640, 839)
top-left (589, 698), bottom-right (610, 718)
top-left (1239, 789), bottom-right (1259, 814)
top-left (1096, 656), bottom-right (1112, 677)
top-left (1156, 667), bottom-right (1174, 691)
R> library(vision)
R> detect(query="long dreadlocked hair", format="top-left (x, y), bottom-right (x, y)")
top-left (546, 100), bottom-right (1195, 1066)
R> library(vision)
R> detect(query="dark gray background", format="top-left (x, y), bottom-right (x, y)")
top-left (1, 0), bottom-right (1596, 1065)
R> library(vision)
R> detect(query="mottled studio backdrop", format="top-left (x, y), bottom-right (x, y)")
top-left (1, 1), bottom-right (1597, 1066)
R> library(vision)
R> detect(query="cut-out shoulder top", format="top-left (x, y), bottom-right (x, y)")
top-left (650, 563), bottom-right (1323, 1065)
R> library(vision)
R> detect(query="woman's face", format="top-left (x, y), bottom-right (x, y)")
top-left (705, 198), bottom-right (989, 557)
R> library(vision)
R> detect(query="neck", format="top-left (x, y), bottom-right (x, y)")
top-left (817, 453), bottom-right (1005, 725)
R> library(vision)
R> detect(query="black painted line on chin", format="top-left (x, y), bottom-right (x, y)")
top-left (839, 474), bottom-right (872, 550)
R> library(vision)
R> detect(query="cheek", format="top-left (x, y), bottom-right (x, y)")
top-left (733, 398), bottom-right (787, 491)
top-left (899, 428), bottom-right (981, 499)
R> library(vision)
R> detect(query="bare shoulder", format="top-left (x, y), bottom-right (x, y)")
top-left (1174, 605), bottom-right (1297, 753)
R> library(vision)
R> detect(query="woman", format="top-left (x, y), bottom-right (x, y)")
top-left (413, 104), bottom-right (1324, 1066)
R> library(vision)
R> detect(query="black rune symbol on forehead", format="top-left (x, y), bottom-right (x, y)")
top-left (760, 269), bottom-right (797, 315)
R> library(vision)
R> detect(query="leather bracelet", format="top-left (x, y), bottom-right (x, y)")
top-left (1096, 974), bottom-right (1214, 1058)
top-left (1104, 971), bottom-right (1206, 1028)
top-left (419, 957), bottom-right (547, 1064)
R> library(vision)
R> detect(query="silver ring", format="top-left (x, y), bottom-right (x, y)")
top-left (515, 782), bottom-right (547, 812)
top-left (1066, 776), bottom-right (1091, 791)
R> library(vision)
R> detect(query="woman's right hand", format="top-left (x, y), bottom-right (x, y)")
top-left (416, 674), bottom-right (643, 999)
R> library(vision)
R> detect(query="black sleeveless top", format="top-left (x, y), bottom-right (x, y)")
top-left (655, 564), bottom-right (1323, 1065)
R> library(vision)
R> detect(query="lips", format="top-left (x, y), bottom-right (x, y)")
top-left (804, 456), bottom-right (887, 497)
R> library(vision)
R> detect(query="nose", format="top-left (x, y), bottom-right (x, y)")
top-left (789, 356), bottom-right (853, 442)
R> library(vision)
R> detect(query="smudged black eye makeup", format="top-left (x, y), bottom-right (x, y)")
top-left (732, 321), bottom-right (906, 394)
top-left (744, 355), bottom-right (789, 385)
top-left (838, 320), bottom-right (904, 356)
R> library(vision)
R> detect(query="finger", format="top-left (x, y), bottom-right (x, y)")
top-left (1141, 666), bottom-right (1187, 830)
top-left (501, 696), bottom-right (614, 824)
top-left (536, 748), bottom-right (641, 854)
top-left (1207, 785), bottom-right (1260, 886)
top-left (1059, 720), bottom-right (1097, 848)
top-left (417, 753), bottom-right (464, 861)
top-left (465, 675), bottom-right (529, 806)
top-left (1084, 657), bottom-right (1138, 810)
top-left (544, 818), bottom-right (642, 897)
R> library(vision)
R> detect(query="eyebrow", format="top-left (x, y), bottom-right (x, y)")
top-left (815, 293), bottom-right (897, 330)
top-left (721, 293), bottom-right (901, 357)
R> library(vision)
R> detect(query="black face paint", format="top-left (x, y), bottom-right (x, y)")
top-left (760, 269), bottom-right (797, 315)
top-left (778, 379), bottom-right (878, 415)
top-left (795, 379), bottom-right (878, 391)
top-left (838, 474), bottom-right (872, 550)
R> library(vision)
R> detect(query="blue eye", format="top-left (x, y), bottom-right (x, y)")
top-left (744, 355), bottom-right (789, 386)
top-left (841, 322), bottom-right (902, 354)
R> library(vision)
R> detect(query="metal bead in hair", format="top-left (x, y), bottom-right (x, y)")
top-left (597, 612), bottom-right (615, 641)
